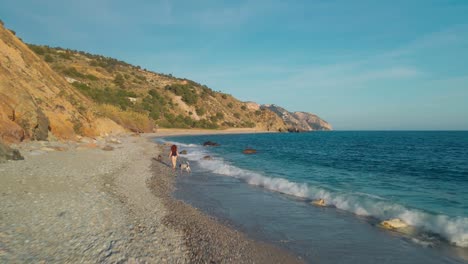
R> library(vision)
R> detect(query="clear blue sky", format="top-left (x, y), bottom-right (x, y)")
top-left (1, 0), bottom-right (467, 130)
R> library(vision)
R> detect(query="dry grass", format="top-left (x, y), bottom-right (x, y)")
top-left (95, 104), bottom-right (154, 132)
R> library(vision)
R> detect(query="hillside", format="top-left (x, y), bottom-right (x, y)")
top-left (0, 23), bottom-right (124, 144)
top-left (25, 43), bottom-right (290, 132)
top-left (0, 22), bottom-right (331, 144)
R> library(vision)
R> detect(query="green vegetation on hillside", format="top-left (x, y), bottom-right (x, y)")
top-left (165, 84), bottom-right (198, 105)
top-left (25, 44), bottom-right (287, 131)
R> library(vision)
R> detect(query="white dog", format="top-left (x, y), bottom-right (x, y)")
top-left (179, 161), bottom-right (191, 173)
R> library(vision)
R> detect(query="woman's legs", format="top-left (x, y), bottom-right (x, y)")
top-left (171, 156), bottom-right (177, 170)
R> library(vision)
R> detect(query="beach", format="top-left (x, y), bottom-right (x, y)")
top-left (0, 129), bottom-right (302, 263)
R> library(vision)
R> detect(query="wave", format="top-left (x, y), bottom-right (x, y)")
top-left (167, 140), bottom-right (468, 248)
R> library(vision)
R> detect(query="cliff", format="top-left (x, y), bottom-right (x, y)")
top-left (0, 23), bottom-right (125, 143)
top-left (262, 104), bottom-right (332, 131)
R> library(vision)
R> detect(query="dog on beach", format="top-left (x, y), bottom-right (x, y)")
top-left (157, 154), bottom-right (162, 161)
top-left (179, 161), bottom-right (191, 173)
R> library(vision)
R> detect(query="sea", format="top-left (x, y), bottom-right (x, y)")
top-left (157, 131), bottom-right (468, 263)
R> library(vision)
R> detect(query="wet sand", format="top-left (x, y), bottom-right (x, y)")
top-left (148, 139), bottom-right (303, 263)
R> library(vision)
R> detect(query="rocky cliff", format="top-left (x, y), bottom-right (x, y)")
top-left (262, 104), bottom-right (332, 131)
top-left (0, 23), bottom-right (125, 143)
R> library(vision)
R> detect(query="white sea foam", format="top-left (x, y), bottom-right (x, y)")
top-left (169, 140), bottom-right (468, 248)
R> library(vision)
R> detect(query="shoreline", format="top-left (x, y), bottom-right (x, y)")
top-left (146, 135), bottom-right (303, 263)
top-left (148, 127), bottom-right (275, 138)
top-left (0, 129), bottom-right (302, 263)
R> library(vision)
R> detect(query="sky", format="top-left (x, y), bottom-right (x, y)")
top-left (1, 0), bottom-right (467, 130)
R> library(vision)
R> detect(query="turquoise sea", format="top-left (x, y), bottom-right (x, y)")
top-left (158, 131), bottom-right (468, 263)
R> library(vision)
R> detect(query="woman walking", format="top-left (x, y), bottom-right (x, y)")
top-left (168, 144), bottom-right (179, 171)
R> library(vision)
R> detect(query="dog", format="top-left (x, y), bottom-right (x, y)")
top-left (157, 154), bottom-right (162, 161)
top-left (179, 161), bottom-right (191, 173)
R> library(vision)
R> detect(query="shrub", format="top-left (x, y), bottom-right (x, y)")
top-left (135, 75), bottom-right (146, 81)
top-left (244, 121), bottom-right (256, 128)
top-left (234, 112), bottom-right (240, 119)
top-left (221, 94), bottom-right (227, 99)
top-left (114, 73), bottom-right (125, 88)
top-left (165, 84), bottom-right (198, 105)
top-left (72, 82), bottom-right (135, 110)
top-left (195, 107), bottom-right (205, 116)
top-left (96, 104), bottom-right (154, 132)
top-left (58, 52), bottom-right (72, 60)
top-left (193, 119), bottom-right (218, 129)
top-left (72, 119), bottom-right (83, 134)
top-left (227, 102), bottom-right (233, 108)
top-left (44, 54), bottom-right (54, 62)
top-left (29, 45), bottom-right (46, 55)
top-left (216, 112), bottom-right (224, 119)
top-left (140, 89), bottom-right (166, 120)
top-left (63, 67), bottom-right (85, 78)
top-left (241, 105), bottom-right (247, 111)
top-left (85, 74), bottom-right (98, 81)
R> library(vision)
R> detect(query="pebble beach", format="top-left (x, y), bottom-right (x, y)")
top-left (0, 130), bottom-right (302, 263)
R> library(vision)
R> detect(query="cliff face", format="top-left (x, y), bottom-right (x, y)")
top-left (262, 105), bottom-right (332, 131)
top-left (0, 24), bottom-right (124, 143)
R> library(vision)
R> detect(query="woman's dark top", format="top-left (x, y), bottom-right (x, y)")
top-left (171, 145), bottom-right (178, 156)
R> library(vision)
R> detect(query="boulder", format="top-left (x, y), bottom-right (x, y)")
top-left (203, 141), bottom-right (220, 146)
top-left (102, 145), bottom-right (114, 151)
top-left (203, 155), bottom-right (213, 160)
top-left (0, 141), bottom-right (24, 162)
top-left (179, 150), bottom-right (188, 155)
top-left (243, 148), bottom-right (257, 154)
top-left (311, 199), bottom-right (326, 206)
top-left (33, 109), bottom-right (50, 141)
top-left (380, 218), bottom-right (409, 230)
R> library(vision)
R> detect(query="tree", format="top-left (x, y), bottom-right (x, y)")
top-left (114, 73), bottom-right (125, 88)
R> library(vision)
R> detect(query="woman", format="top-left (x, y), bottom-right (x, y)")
top-left (168, 144), bottom-right (179, 171)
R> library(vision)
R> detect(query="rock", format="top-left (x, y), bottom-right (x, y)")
top-left (40, 147), bottom-right (56, 152)
top-left (380, 218), bottom-right (409, 230)
top-left (79, 137), bottom-right (95, 144)
top-left (51, 146), bottom-right (67, 151)
top-left (33, 109), bottom-right (50, 141)
top-left (203, 141), bottom-right (220, 146)
top-left (202, 155), bottom-right (213, 160)
top-left (311, 199), bottom-right (325, 206)
top-left (107, 138), bottom-right (121, 144)
top-left (0, 141), bottom-right (24, 162)
top-left (102, 145), bottom-right (114, 151)
top-left (179, 150), bottom-right (187, 155)
top-left (242, 148), bottom-right (257, 154)
top-left (78, 143), bottom-right (98, 149)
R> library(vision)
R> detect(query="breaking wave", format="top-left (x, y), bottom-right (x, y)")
top-left (166, 140), bottom-right (468, 248)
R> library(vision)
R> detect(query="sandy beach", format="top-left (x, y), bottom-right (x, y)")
top-left (0, 129), bottom-right (302, 263)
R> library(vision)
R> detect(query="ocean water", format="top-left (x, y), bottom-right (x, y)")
top-left (158, 131), bottom-right (468, 263)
